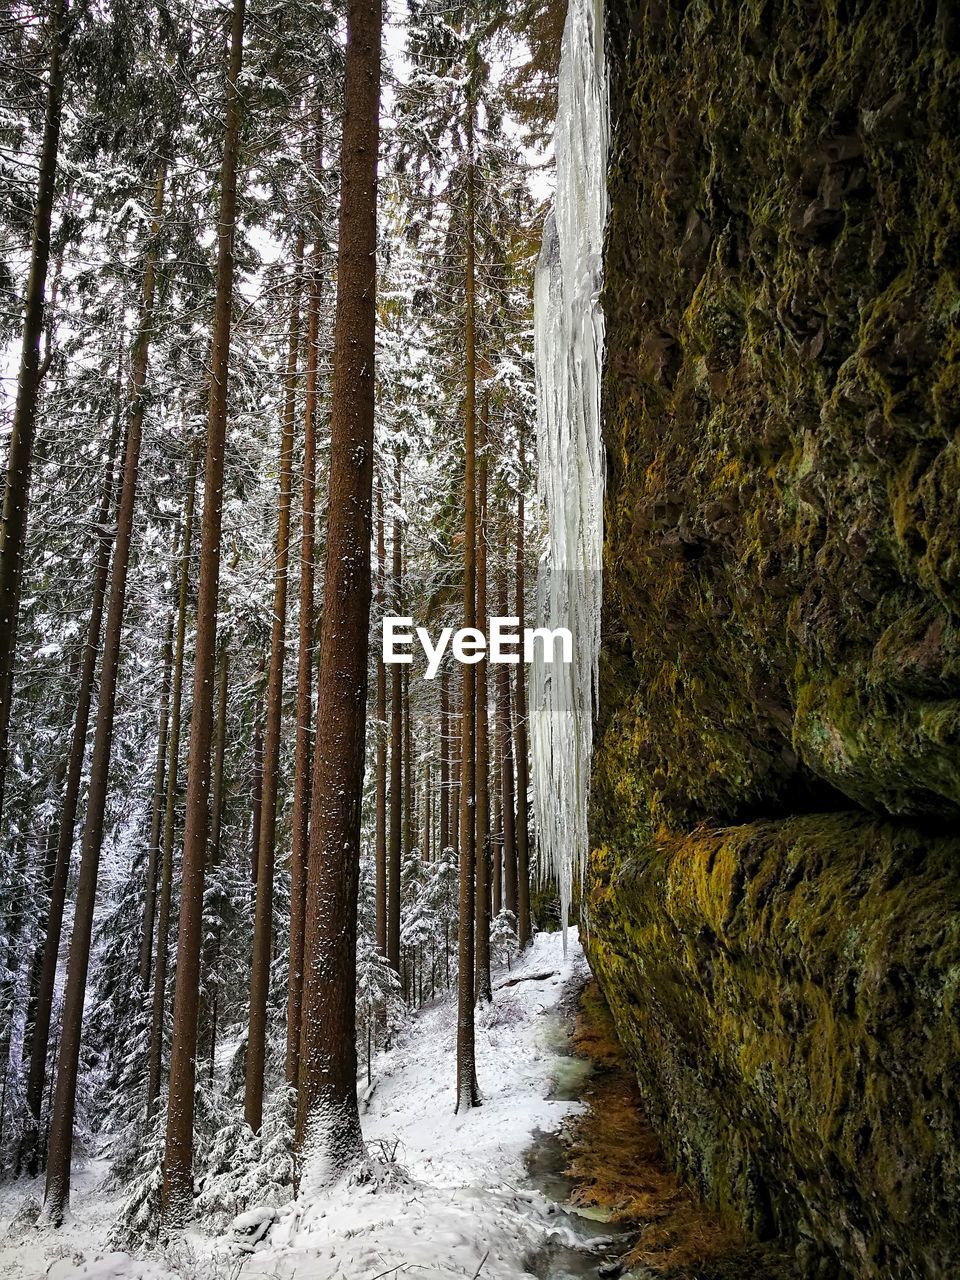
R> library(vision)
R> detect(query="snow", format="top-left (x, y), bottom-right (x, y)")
top-left (243, 930), bottom-right (592, 1279)
top-left (0, 1160), bottom-right (168, 1280)
top-left (231, 1206), bottom-right (277, 1232)
top-left (46, 1258), bottom-right (170, 1280)
top-left (530, 0), bottom-right (610, 930)
top-left (0, 930), bottom-right (595, 1280)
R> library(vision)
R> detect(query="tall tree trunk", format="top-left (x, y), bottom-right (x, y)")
top-left (514, 436), bottom-right (531, 949)
top-left (455, 49), bottom-right (479, 1112)
top-left (497, 544), bottom-right (517, 922)
top-left (474, 394), bottom-right (491, 1002)
top-left (439, 667), bottom-right (449, 853)
top-left (0, 840), bottom-right (29, 1155)
top-left (17, 743), bottom-right (67, 1178)
top-left (286, 158), bottom-right (323, 1088)
top-left (147, 442), bottom-right (199, 1116)
top-left (209, 650), bottom-right (230, 869)
top-left (18, 362), bottom-right (124, 1178)
top-left (249, 665), bottom-right (264, 889)
top-left (387, 454), bottom-right (402, 974)
top-left (0, 0), bottom-right (66, 828)
top-left (139, 595), bottom-right (175, 989)
top-left (162, 0), bottom-right (245, 1219)
top-left (403, 664), bottom-right (413, 857)
top-left (374, 484), bottom-right (387, 956)
top-left (202, 645), bottom-right (229, 1081)
top-left (245, 233), bottom-right (303, 1134)
top-left (492, 724), bottom-right (502, 919)
top-left (294, 0), bottom-right (381, 1177)
top-left (44, 160), bottom-right (168, 1225)
top-left (422, 760), bottom-right (431, 863)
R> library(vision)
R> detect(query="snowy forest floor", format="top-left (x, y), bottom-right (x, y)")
top-left (0, 931), bottom-right (606, 1280)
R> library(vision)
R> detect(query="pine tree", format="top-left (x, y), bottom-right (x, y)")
top-left (139, 603), bottom-right (175, 990)
top-left (0, 0), bottom-right (67, 828)
top-left (375, 484), bottom-right (388, 957)
top-left (295, 0), bottom-right (382, 1179)
top-left (388, 453), bottom-right (403, 975)
top-left (514, 426), bottom-right (532, 948)
top-left (245, 231), bottom-right (303, 1134)
top-left (147, 441), bottom-right (199, 1117)
top-left (45, 158), bottom-right (168, 1225)
top-left (162, 0), bottom-right (246, 1221)
top-left (18, 360), bottom-right (124, 1176)
top-left (286, 115), bottom-right (326, 1089)
top-left (475, 391), bottom-right (492, 1002)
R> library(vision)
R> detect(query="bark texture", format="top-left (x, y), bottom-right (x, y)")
top-left (294, 0), bottom-right (382, 1177)
top-left (147, 441), bottom-right (199, 1116)
top-left (246, 233), bottom-right (303, 1133)
top-left (162, 0), bottom-right (245, 1219)
top-left (287, 176), bottom-right (323, 1088)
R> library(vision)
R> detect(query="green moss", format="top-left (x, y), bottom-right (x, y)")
top-left (600, 0), bottom-right (960, 828)
top-left (593, 1), bottom-right (960, 1274)
top-left (585, 815), bottom-right (960, 1278)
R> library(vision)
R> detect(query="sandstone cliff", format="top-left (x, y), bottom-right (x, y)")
top-left (587, 2), bottom-right (960, 1274)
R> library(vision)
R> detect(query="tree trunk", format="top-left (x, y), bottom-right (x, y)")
top-left (44, 160), bottom-right (168, 1225)
top-left (455, 49), bottom-right (479, 1112)
top-left (202, 645), bottom-right (229, 1081)
top-left (139, 596), bottom-right (175, 990)
top-left (492, 724), bottom-right (502, 919)
top-left (0, 840), bottom-right (29, 1155)
top-left (403, 663), bottom-right (414, 858)
top-left (374, 483), bottom-right (387, 956)
top-left (514, 435), bottom-right (531, 948)
top-left (474, 393), bottom-right (491, 1002)
top-left (286, 146), bottom-right (323, 1088)
top-left (0, 0), bottom-right (66, 829)
top-left (249, 664), bottom-right (264, 889)
top-left (209, 650), bottom-right (229, 869)
top-left (439, 667), bottom-right (449, 852)
top-left (162, 0), bottom-right (245, 1220)
top-left (294, 0), bottom-right (381, 1178)
top-left (497, 542), bottom-right (517, 922)
top-left (245, 232), bottom-right (303, 1134)
top-left (147, 441), bottom-right (199, 1116)
top-left (422, 760), bottom-right (431, 863)
top-left (18, 361), bottom-right (124, 1178)
top-left (387, 454), bottom-right (402, 974)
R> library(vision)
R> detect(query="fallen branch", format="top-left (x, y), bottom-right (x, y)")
top-left (495, 970), bottom-right (557, 990)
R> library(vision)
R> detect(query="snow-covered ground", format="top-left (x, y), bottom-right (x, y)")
top-left (0, 930), bottom-right (595, 1280)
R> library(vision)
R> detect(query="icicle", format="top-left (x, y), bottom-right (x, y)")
top-left (530, 0), bottom-right (609, 944)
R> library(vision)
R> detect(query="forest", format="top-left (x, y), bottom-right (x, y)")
top-left (0, 0), bottom-right (589, 1271)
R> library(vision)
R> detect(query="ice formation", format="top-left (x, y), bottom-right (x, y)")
top-left (530, 0), bottom-right (609, 931)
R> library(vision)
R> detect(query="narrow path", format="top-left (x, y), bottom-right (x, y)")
top-left (235, 931), bottom-right (596, 1279)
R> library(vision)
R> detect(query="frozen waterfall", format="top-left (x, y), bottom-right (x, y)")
top-left (530, 0), bottom-right (609, 932)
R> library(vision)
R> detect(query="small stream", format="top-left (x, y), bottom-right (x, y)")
top-left (521, 998), bottom-right (641, 1280)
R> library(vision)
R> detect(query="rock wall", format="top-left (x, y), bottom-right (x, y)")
top-left (587, 1), bottom-right (960, 1275)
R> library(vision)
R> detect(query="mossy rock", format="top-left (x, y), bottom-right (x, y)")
top-left (585, 814), bottom-right (960, 1278)
top-left (600, 0), bottom-right (960, 828)
top-left (594, 0), bottom-right (960, 1273)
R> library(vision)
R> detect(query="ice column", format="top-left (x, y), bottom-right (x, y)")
top-left (530, 0), bottom-right (609, 930)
